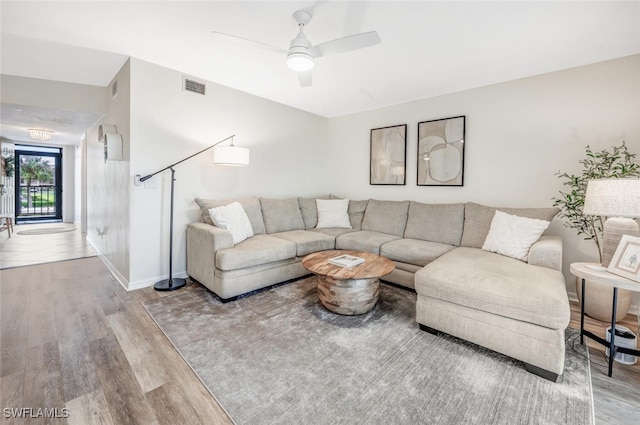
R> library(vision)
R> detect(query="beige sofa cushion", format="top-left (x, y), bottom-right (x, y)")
top-left (298, 196), bottom-right (330, 229)
top-left (329, 196), bottom-right (369, 230)
top-left (415, 247), bottom-right (569, 330)
top-left (195, 197), bottom-right (266, 235)
top-left (381, 238), bottom-right (456, 267)
top-left (215, 235), bottom-right (296, 271)
top-left (336, 230), bottom-right (401, 255)
top-left (404, 201), bottom-right (465, 246)
top-left (361, 199), bottom-right (410, 237)
top-left (461, 202), bottom-right (559, 249)
top-left (310, 228), bottom-right (356, 238)
top-left (260, 198), bottom-right (305, 233)
top-left (347, 199), bottom-right (369, 230)
top-left (270, 230), bottom-right (335, 257)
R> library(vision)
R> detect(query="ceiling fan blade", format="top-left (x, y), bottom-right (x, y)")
top-left (211, 31), bottom-right (286, 55)
top-left (309, 31), bottom-right (380, 58)
top-left (297, 71), bottom-right (312, 87)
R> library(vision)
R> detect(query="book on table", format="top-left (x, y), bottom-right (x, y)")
top-left (328, 254), bottom-right (365, 268)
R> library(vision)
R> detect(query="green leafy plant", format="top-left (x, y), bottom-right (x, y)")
top-left (20, 156), bottom-right (54, 210)
top-left (552, 142), bottom-right (640, 262)
top-left (2, 155), bottom-right (14, 177)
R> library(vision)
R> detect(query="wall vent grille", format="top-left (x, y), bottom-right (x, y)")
top-left (183, 77), bottom-right (206, 95)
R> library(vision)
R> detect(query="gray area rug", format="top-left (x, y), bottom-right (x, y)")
top-left (143, 277), bottom-right (593, 425)
top-left (17, 226), bottom-right (76, 235)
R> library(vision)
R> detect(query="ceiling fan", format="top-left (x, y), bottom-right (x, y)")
top-left (212, 8), bottom-right (381, 87)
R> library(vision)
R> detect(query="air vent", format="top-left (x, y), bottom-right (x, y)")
top-left (112, 80), bottom-right (118, 98)
top-left (183, 77), bottom-right (206, 95)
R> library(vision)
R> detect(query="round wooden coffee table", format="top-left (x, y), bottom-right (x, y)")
top-left (302, 250), bottom-right (395, 315)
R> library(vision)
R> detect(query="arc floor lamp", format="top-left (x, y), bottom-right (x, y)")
top-left (135, 135), bottom-right (250, 291)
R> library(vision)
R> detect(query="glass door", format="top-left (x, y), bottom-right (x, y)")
top-left (14, 145), bottom-right (62, 222)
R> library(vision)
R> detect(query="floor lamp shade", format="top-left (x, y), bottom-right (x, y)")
top-left (213, 146), bottom-right (250, 166)
top-left (583, 178), bottom-right (640, 267)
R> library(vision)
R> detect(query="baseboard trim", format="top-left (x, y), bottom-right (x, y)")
top-left (98, 253), bottom-right (130, 291)
top-left (85, 237), bottom-right (190, 292)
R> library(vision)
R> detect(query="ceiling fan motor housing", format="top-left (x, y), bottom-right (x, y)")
top-left (287, 30), bottom-right (314, 71)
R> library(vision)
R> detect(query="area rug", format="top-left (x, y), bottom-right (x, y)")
top-left (17, 226), bottom-right (76, 235)
top-left (143, 277), bottom-right (594, 425)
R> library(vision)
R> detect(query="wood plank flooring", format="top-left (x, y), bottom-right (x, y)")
top-left (569, 303), bottom-right (640, 424)
top-left (0, 258), bottom-right (232, 425)
top-left (1, 257), bottom-right (638, 424)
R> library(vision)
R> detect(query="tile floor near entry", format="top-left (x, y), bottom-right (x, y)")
top-left (0, 222), bottom-right (96, 269)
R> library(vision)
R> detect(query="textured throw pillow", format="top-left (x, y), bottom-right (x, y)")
top-left (461, 202), bottom-right (559, 248)
top-left (316, 199), bottom-right (352, 228)
top-left (195, 197), bottom-right (266, 234)
top-left (208, 202), bottom-right (254, 244)
top-left (482, 210), bottom-right (551, 262)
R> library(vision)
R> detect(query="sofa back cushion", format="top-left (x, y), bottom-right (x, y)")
top-left (330, 195), bottom-right (368, 230)
top-left (348, 199), bottom-right (369, 230)
top-left (361, 199), bottom-right (410, 237)
top-left (195, 197), bottom-right (266, 235)
top-left (260, 197), bottom-right (305, 233)
top-left (461, 202), bottom-right (559, 248)
top-left (298, 195), bottom-right (330, 229)
top-left (404, 201), bottom-right (465, 246)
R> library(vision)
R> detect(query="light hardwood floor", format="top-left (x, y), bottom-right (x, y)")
top-left (0, 258), bottom-right (232, 425)
top-left (1, 257), bottom-right (638, 424)
top-left (569, 303), bottom-right (640, 424)
top-left (0, 223), bottom-right (96, 270)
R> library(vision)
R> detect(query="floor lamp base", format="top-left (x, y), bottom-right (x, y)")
top-left (154, 278), bottom-right (187, 291)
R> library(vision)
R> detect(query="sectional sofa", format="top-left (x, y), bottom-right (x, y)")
top-left (186, 196), bottom-right (570, 381)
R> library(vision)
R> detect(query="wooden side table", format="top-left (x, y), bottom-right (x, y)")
top-left (570, 262), bottom-right (640, 377)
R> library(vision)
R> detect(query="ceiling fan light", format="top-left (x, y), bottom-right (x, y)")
top-left (287, 52), bottom-right (314, 72)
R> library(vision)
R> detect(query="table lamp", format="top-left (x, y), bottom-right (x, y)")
top-left (583, 178), bottom-right (640, 269)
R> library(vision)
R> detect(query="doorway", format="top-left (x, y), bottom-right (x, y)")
top-left (14, 145), bottom-right (62, 222)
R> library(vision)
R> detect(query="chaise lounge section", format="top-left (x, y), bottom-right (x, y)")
top-left (186, 196), bottom-right (570, 380)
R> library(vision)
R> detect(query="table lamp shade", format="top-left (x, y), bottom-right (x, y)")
top-left (583, 178), bottom-right (640, 218)
top-left (213, 145), bottom-right (250, 166)
top-left (583, 178), bottom-right (640, 267)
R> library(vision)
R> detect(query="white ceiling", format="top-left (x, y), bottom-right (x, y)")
top-left (1, 1), bottom-right (639, 143)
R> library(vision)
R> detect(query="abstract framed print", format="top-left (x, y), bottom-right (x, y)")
top-left (417, 116), bottom-right (465, 186)
top-left (370, 124), bottom-right (407, 185)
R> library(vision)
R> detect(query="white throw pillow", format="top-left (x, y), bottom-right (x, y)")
top-left (316, 199), bottom-right (352, 229)
top-left (208, 201), bottom-right (254, 244)
top-left (482, 210), bottom-right (550, 262)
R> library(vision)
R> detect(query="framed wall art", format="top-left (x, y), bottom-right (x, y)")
top-left (370, 124), bottom-right (407, 185)
top-left (417, 115), bottom-right (465, 186)
top-left (607, 234), bottom-right (640, 282)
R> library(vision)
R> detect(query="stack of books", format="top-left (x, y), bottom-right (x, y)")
top-left (328, 254), bottom-right (365, 268)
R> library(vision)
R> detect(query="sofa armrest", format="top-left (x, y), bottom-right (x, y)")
top-left (528, 235), bottom-right (563, 272)
top-left (186, 223), bottom-right (234, 285)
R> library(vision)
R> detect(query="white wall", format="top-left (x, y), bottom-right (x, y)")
top-left (1, 74), bottom-right (106, 113)
top-left (127, 58), bottom-right (329, 288)
top-left (328, 55), bottom-right (640, 304)
top-left (61, 144), bottom-right (75, 222)
top-left (86, 60), bottom-right (131, 283)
